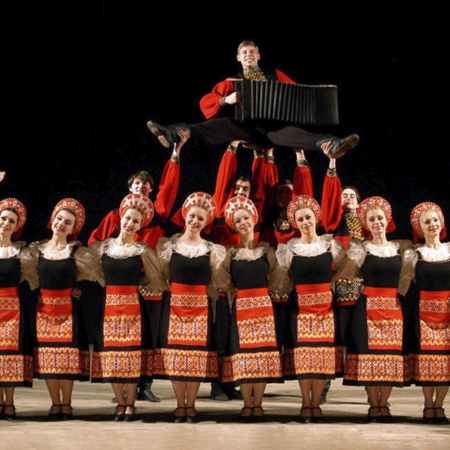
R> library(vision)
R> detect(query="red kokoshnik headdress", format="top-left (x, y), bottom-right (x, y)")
top-left (48, 198), bottom-right (86, 241)
top-left (410, 201), bottom-right (446, 244)
top-left (287, 195), bottom-right (322, 230)
top-left (0, 197), bottom-right (27, 240)
top-left (119, 193), bottom-right (154, 228)
top-left (182, 192), bottom-right (216, 226)
top-left (357, 196), bottom-right (396, 233)
top-left (224, 196), bottom-right (258, 230)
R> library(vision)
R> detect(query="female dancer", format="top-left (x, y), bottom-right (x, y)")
top-left (88, 193), bottom-right (167, 422)
top-left (343, 196), bottom-right (412, 422)
top-left (154, 192), bottom-right (229, 423)
top-left (221, 196), bottom-right (283, 422)
top-left (275, 194), bottom-right (350, 423)
top-left (29, 198), bottom-right (91, 420)
top-left (0, 198), bottom-right (35, 420)
top-left (399, 202), bottom-right (449, 424)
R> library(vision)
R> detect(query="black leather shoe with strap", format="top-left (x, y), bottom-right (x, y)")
top-left (60, 404), bottom-right (73, 420)
top-left (433, 407), bottom-right (449, 425)
top-left (378, 406), bottom-right (393, 423)
top-left (124, 404), bottom-right (137, 422)
top-left (48, 404), bottom-right (61, 421)
top-left (3, 404), bottom-right (16, 420)
top-left (367, 406), bottom-right (379, 423)
top-left (422, 406), bottom-right (434, 424)
top-left (113, 405), bottom-right (126, 422)
top-left (299, 406), bottom-right (312, 423)
top-left (173, 406), bottom-right (186, 423)
top-left (252, 406), bottom-right (265, 422)
top-left (185, 406), bottom-right (197, 423)
top-left (239, 406), bottom-right (254, 423)
top-left (311, 406), bottom-right (325, 423)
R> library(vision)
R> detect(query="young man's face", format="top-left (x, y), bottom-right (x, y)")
top-left (237, 45), bottom-right (260, 70)
top-left (277, 184), bottom-right (293, 209)
top-left (341, 188), bottom-right (358, 212)
top-left (234, 180), bottom-right (251, 198)
top-left (130, 178), bottom-right (152, 198)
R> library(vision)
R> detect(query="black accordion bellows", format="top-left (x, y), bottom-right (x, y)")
top-left (234, 79), bottom-right (339, 127)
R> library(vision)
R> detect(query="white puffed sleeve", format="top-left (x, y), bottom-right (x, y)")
top-left (222, 246), bottom-right (233, 273)
top-left (75, 245), bottom-right (105, 287)
top-left (275, 243), bottom-right (293, 269)
top-left (330, 238), bottom-right (346, 266)
top-left (216, 246), bottom-right (233, 291)
top-left (330, 239), bottom-right (360, 281)
top-left (209, 242), bottom-right (226, 269)
top-left (141, 246), bottom-right (169, 293)
top-left (347, 239), bottom-right (366, 268)
top-left (267, 246), bottom-right (287, 291)
top-left (156, 236), bottom-right (172, 281)
top-left (209, 242), bottom-right (232, 292)
top-left (88, 241), bottom-right (103, 258)
top-left (19, 245), bottom-right (39, 291)
top-left (272, 243), bottom-right (294, 295)
top-left (395, 239), bottom-right (414, 255)
top-left (398, 247), bottom-right (418, 296)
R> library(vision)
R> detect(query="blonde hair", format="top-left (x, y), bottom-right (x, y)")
top-left (237, 40), bottom-right (258, 54)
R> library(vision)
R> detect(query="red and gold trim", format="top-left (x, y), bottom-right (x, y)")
top-left (37, 289), bottom-right (73, 343)
top-left (0, 354), bottom-right (33, 384)
top-left (295, 283), bottom-right (334, 343)
top-left (236, 287), bottom-right (277, 349)
top-left (222, 351), bottom-right (282, 382)
top-left (283, 346), bottom-right (343, 377)
top-left (411, 353), bottom-right (450, 383)
top-left (91, 350), bottom-right (142, 380)
top-left (418, 290), bottom-right (450, 351)
top-left (104, 286), bottom-right (141, 348)
top-left (364, 286), bottom-right (403, 351)
top-left (34, 347), bottom-right (90, 377)
top-left (153, 348), bottom-right (218, 379)
top-left (0, 287), bottom-right (20, 351)
top-left (345, 353), bottom-right (410, 384)
top-left (167, 283), bottom-right (209, 346)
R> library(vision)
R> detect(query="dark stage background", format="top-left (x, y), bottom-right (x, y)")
top-left (2, 29), bottom-right (449, 244)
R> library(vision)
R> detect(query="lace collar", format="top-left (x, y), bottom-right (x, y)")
top-left (0, 241), bottom-right (25, 259)
top-left (230, 242), bottom-right (268, 261)
top-left (171, 235), bottom-right (212, 258)
top-left (363, 240), bottom-right (399, 258)
top-left (417, 242), bottom-right (450, 262)
top-left (103, 237), bottom-right (146, 259)
top-left (39, 240), bottom-right (79, 260)
top-left (287, 234), bottom-right (332, 257)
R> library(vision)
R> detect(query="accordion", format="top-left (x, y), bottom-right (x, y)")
top-left (234, 79), bottom-right (339, 127)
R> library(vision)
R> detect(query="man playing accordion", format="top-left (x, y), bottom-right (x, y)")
top-left (148, 40), bottom-right (359, 159)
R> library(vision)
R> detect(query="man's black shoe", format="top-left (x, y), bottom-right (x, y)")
top-left (147, 121), bottom-right (190, 149)
top-left (316, 133), bottom-right (360, 159)
top-left (147, 120), bottom-right (173, 148)
top-left (210, 385), bottom-right (229, 401)
top-left (137, 387), bottom-right (161, 403)
top-left (230, 388), bottom-right (243, 400)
